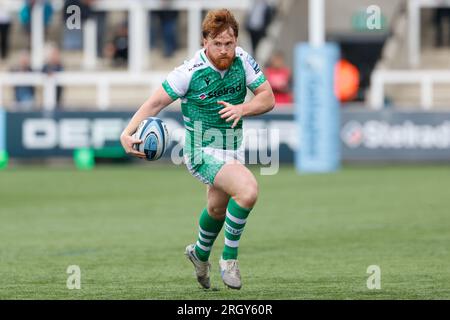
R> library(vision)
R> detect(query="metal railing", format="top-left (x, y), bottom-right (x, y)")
top-left (0, 71), bottom-right (166, 110)
top-left (369, 69), bottom-right (450, 109)
top-left (408, 0), bottom-right (450, 67)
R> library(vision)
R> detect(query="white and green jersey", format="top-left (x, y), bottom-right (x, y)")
top-left (162, 47), bottom-right (266, 152)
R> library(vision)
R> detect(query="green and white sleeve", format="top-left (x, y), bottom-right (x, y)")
top-left (237, 47), bottom-right (267, 92)
top-left (162, 63), bottom-right (191, 100)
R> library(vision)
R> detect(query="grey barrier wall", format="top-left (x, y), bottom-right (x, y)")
top-left (4, 109), bottom-right (450, 162)
top-left (340, 110), bottom-right (450, 161)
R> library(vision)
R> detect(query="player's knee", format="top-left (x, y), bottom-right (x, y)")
top-left (207, 205), bottom-right (226, 220)
top-left (237, 181), bottom-right (258, 209)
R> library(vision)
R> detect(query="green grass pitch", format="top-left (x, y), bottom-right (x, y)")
top-left (0, 164), bottom-right (449, 299)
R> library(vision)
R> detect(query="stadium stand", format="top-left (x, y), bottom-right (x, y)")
top-left (2, 0), bottom-right (449, 111)
top-left (0, 0), bottom-right (264, 110)
top-left (371, 0), bottom-right (450, 110)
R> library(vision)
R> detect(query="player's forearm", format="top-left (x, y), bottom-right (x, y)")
top-left (122, 87), bottom-right (172, 136)
top-left (122, 97), bottom-right (165, 136)
top-left (241, 90), bottom-right (275, 117)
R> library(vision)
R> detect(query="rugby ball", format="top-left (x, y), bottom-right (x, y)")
top-left (133, 117), bottom-right (169, 161)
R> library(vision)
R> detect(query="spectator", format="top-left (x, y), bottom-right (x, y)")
top-left (245, 0), bottom-right (276, 55)
top-left (265, 51), bottom-right (293, 105)
top-left (433, 6), bottom-right (450, 47)
top-left (19, 0), bottom-right (54, 37)
top-left (104, 21), bottom-right (129, 67)
top-left (42, 44), bottom-right (64, 108)
top-left (11, 51), bottom-right (35, 110)
top-left (0, 2), bottom-right (12, 60)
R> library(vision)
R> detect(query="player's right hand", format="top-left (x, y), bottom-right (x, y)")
top-left (120, 133), bottom-right (146, 159)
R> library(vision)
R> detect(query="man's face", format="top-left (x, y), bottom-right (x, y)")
top-left (203, 28), bottom-right (237, 71)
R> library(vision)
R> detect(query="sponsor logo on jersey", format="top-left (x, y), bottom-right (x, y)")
top-left (188, 62), bottom-right (204, 72)
top-left (204, 77), bottom-right (211, 86)
top-left (199, 93), bottom-right (207, 100)
top-left (207, 83), bottom-right (242, 98)
top-left (246, 54), bottom-right (260, 74)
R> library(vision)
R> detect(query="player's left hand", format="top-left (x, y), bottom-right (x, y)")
top-left (218, 101), bottom-right (243, 129)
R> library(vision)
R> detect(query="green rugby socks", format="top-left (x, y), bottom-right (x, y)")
top-left (194, 208), bottom-right (224, 262)
top-left (222, 198), bottom-right (252, 260)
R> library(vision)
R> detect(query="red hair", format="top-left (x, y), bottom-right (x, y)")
top-left (202, 9), bottom-right (239, 39)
